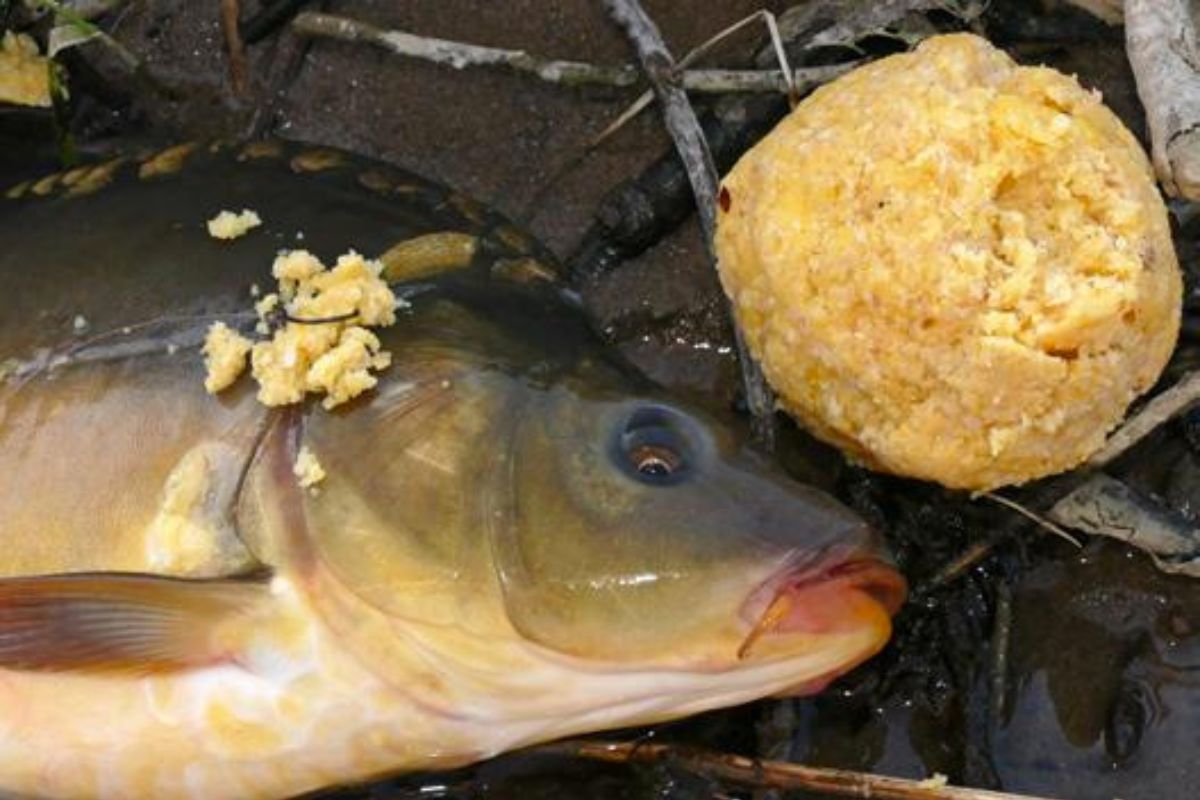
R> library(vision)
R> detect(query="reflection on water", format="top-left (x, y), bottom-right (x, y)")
top-left (994, 541), bottom-right (1200, 799)
top-left (779, 540), bottom-right (1200, 800)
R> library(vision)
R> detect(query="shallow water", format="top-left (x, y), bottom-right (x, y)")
top-left (779, 539), bottom-right (1200, 800)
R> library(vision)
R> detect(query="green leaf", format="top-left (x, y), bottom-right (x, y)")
top-left (47, 20), bottom-right (100, 56)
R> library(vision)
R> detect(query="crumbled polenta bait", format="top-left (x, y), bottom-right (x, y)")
top-left (0, 32), bottom-right (50, 108)
top-left (305, 327), bottom-right (392, 410)
top-left (206, 209), bottom-right (262, 240)
top-left (203, 249), bottom-right (400, 409)
top-left (202, 322), bottom-right (252, 393)
top-left (715, 33), bottom-right (1181, 490)
top-left (293, 446), bottom-right (326, 489)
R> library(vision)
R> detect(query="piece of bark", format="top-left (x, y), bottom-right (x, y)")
top-left (1049, 473), bottom-right (1200, 575)
top-left (1126, 0), bottom-right (1200, 199)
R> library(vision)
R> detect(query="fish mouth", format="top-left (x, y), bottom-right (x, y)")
top-left (737, 550), bottom-right (907, 662)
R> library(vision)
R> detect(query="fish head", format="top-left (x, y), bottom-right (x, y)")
top-left (493, 378), bottom-right (905, 703)
top-left (298, 308), bottom-right (904, 739)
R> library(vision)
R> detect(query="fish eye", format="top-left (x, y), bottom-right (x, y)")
top-left (615, 406), bottom-right (695, 486)
top-left (630, 443), bottom-right (682, 477)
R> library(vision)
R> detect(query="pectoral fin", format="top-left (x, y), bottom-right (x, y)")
top-left (0, 572), bottom-right (268, 674)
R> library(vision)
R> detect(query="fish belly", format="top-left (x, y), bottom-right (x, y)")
top-left (0, 577), bottom-right (480, 800)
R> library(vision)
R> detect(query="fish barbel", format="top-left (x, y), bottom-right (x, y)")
top-left (0, 143), bottom-right (905, 799)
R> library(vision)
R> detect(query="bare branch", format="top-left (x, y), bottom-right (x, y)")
top-left (938, 365), bottom-right (1200, 583)
top-left (219, 0), bottom-right (248, 96)
top-left (294, 11), bottom-right (637, 88)
top-left (1090, 370), bottom-right (1200, 468)
top-left (541, 740), bottom-right (1058, 800)
top-left (291, 11), bottom-right (839, 95)
top-left (589, 6), bottom-right (852, 151)
top-left (1126, 0), bottom-right (1200, 199)
top-left (980, 492), bottom-right (1082, 547)
top-left (989, 581), bottom-right (1013, 726)
top-left (600, 0), bottom-right (777, 446)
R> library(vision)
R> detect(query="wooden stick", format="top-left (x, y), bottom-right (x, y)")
top-left (600, 0), bottom-right (777, 446)
top-left (219, 0), bottom-right (249, 96)
top-left (1126, 0), bottom-right (1200, 199)
top-left (989, 581), bottom-right (1013, 725)
top-left (979, 492), bottom-right (1081, 547)
top-left (542, 740), bottom-right (1058, 800)
top-left (600, 0), bottom-right (719, 234)
top-left (1089, 369), bottom-right (1200, 467)
top-left (291, 11), bottom-right (839, 95)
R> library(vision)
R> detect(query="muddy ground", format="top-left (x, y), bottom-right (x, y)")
top-left (4, 1), bottom-right (1200, 799)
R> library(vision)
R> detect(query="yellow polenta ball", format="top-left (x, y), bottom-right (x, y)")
top-left (715, 33), bottom-right (1181, 490)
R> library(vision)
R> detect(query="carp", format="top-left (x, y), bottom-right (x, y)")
top-left (0, 142), bottom-right (904, 799)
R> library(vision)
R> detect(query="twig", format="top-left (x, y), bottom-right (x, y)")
top-left (979, 492), bottom-right (1081, 547)
top-left (601, 0), bottom-right (777, 447)
top-left (564, 0), bottom-right (942, 285)
top-left (540, 740), bottom-right (1057, 800)
top-left (919, 486), bottom-right (1083, 594)
top-left (600, 1), bottom-right (718, 242)
top-left (219, 0), bottom-right (248, 96)
top-left (921, 538), bottom-right (998, 592)
top-left (1126, 0), bottom-right (1200, 199)
top-left (294, 11), bottom-right (635, 87)
top-left (1090, 370), bottom-right (1200, 467)
top-left (590, 10), bottom-right (804, 149)
top-left (774, 0), bottom-right (950, 55)
top-left (989, 581), bottom-right (1013, 726)
top-left (291, 11), bottom-right (838, 95)
top-left (936, 371), bottom-right (1200, 585)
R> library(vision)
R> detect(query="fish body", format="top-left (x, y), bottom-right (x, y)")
top-left (0, 143), bottom-right (904, 799)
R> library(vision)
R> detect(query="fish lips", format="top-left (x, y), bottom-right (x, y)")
top-left (737, 546), bottom-right (907, 674)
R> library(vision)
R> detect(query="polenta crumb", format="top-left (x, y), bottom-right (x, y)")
top-left (203, 248), bottom-right (399, 409)
top-left (293, 446), bottom-right (326, 489)
top-left (202, 322), bottom-right (252, 394)
top-left (255, 292), bottom-right (280, 320)
top-left (207, 209), bottom-right (263, 240)
top-left (306, 327), bottom-right (392, 410)
top-left (715, 33), bottom-right (1181, 490)
top-left (249, 249), bottom-right (397, 408)
top-left (916, 774), bottom-right (949, 790)
top-left (0, 32), bottom-right (51, 108)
